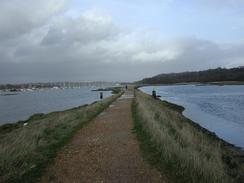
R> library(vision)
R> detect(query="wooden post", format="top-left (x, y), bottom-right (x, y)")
top-left (100, 92), bottom-right (103, 99)
top-left (152, 89), bottom-right (156, 99)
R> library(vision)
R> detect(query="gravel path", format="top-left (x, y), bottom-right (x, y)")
top-left (39, 91), bottom-right (166, 183)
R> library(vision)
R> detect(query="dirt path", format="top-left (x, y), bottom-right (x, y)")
top-left (39, 91), bottom-right (166, 183)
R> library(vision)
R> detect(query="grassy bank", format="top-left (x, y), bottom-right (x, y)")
top-left (132, 89), bottom-right (244, 183)
top-left (0, 92), bottom-right (122, 183)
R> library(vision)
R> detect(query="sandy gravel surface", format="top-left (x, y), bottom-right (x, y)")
top-left (39, 91), bottom-right (166, 183)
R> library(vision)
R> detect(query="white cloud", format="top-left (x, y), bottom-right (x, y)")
top-left (132, 50), bottom-right (179, 62)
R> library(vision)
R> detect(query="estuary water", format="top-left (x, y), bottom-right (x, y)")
top-left (140, 85), bottom-right (244, 149)
top-left (0, 87), bottom-right (112, 125)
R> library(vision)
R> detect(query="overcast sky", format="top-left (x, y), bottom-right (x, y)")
top-left (0, 0), bottom-right (244, 83)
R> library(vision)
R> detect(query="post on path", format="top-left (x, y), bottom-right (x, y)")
top-left (100, 92), bottom-right (103, 100)
top-left (125, 85), bottom-right (128, 90)
top-left (152, 89), bottom-right (157, 99)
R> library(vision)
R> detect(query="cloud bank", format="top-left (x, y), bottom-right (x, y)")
top-left (0, 0), bottom-right (244, 83)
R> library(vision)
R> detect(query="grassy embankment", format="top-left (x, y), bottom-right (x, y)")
top-left (132, 89), bottom-right (244, 183)
top-left (0, 89), bottom-right (123, 183)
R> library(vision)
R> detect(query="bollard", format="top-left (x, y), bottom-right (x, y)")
top-left (152, 90), bottom-right (156, 99)
top-left (100, 92), bottom-right (103, 100)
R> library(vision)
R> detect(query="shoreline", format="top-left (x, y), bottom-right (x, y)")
top-left (138, 85), bottom-right (244, 151)
top-left (133, 89), bottom-right (244, 182)
top-left (140, 88), bottom-right (244, 153)
top-left (155, 97), bottom-right (244, 152)
top-left (0, 91), bottom-right (123, 183)
top-left (0, 87), bottom-right (123, 126)
top-left (171, 100), bottom-right (244, 152)
top-left (0, 100), bottom-right (105, 127)
top-left (0, 103), bottom-right (91, 135)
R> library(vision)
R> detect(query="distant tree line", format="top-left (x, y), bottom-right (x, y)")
top-left (137, 66), bottom-right (244, 84)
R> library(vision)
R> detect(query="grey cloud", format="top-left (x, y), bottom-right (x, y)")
top-left (0, 0), bottom-right (68, 41)
top-left (155, 39), bottom-right (244, 72)
top-left (0, 3), bottom-right (244, 83)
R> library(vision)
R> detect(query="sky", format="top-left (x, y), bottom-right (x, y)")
top-left (0, 0), bottom-right (244, 83)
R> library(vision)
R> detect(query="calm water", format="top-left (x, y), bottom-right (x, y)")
top-left (0, 87), bottom-right (112, 125)
top-left (140, 85), bottom-right (244, 148)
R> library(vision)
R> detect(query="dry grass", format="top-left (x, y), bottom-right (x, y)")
top-left (0, 93), bottom-right (122, 183)
top-left (133, 90), bottom-right (243, 183)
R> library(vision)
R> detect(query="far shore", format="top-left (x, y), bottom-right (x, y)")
top-left (137, 81), bottom-right (244, 87)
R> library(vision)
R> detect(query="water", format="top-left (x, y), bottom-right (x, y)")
top-left (140, 85), bottom-right (244, 148)
top-left (0, 87), bottom-right (112, 125)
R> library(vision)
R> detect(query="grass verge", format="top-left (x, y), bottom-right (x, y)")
top-left (0, 92), bottom-right (123, 183)
top-left (132, 89), bottom-right (244, 183)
